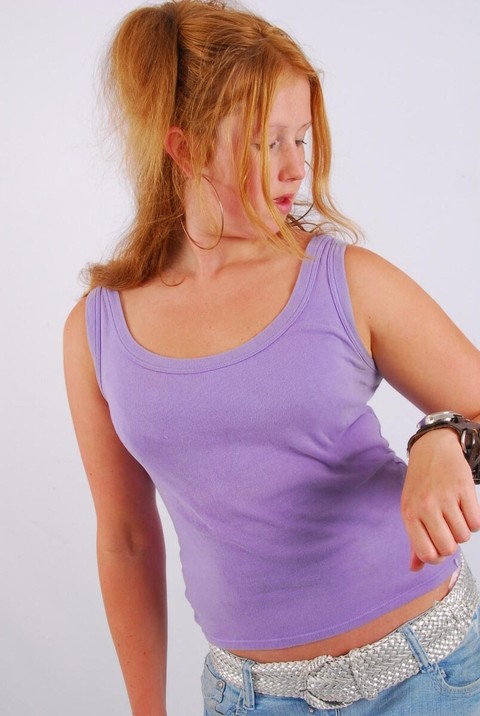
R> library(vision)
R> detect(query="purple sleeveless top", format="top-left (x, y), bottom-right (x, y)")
top-left (85, 234), bottom-right (457, 649)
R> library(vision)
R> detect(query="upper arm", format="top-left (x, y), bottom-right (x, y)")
top-left (63, 298), bottom-right (162, 552)
top-left (345, 245), bottom-right (480, 417)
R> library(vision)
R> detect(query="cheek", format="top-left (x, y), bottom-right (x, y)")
top-left (245, 164), bottom-right (269, 207)
top-left (214, 182), bottom-right (246, 223)
top-left (213, 159), bottom-right (272, 221)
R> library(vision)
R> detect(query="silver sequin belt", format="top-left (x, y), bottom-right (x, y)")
top-left (208, 556), bottom-right (479, 710)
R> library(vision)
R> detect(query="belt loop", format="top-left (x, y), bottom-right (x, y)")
top-left (239, 658), bottom-right (256, 711)
top-left (399, 624), bottom-right (431, 672)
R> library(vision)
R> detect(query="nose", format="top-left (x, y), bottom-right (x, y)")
top-left (278, 144), bottom-right (306, 183)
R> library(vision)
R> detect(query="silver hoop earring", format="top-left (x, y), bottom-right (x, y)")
top-left (180, 175), bottom-right (225, 250)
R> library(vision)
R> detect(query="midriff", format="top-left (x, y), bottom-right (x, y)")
top-left (227, 574), bottom-right (453, 663)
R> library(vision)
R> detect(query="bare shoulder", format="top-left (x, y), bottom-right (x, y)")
top-left (65, 296), bottom-right (87, 330)
top-left (345, 244), bottom-right (480, 414)
top-left (344, 243), bottom-right (439, 330)
top-left (63, 295), bottom-right (106, 429)
top-left (344, 244), bottom-right (419, 300)
top-left (342, 244), bottom-right (405, 357)
top-left (63, 296), bottom-right (100, 398)
top-left (344, 241), bottom-right (450, 345)
top-left (64, 296), bottom-right (89, 353)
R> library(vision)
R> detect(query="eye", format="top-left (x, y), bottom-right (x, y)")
top-left (296, 139), bottom-right (307, 147)
top-left (251, 141), bottom-right (279, 151)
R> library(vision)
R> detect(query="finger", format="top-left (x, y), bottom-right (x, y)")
top-left (410, 546), bottom-right (425, 572)
top-left (409, 494), bottom-right (460, 558)
top-left (404, 518), bottom-right (446, 566)
top-left (459, 490), bottom-right (480, 533)
top-left (422, 515), bottom-right (458, 558)
top-left (443, 502), bottom-right (475, 545)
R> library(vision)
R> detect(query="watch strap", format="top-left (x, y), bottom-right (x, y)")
top-left (407, 419), bottom-right (480, 485)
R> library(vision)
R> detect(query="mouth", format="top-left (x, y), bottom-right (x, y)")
top-left (273, 194), bottom-right (295, 215)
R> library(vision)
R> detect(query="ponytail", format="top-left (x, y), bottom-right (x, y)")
top-left (90, 4), bottom-right (186, 288)
top-left (107, 5), bottom-right (179, 193)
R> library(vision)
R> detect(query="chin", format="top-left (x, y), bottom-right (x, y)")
top-left (226, 210), bottom-right (287, 239)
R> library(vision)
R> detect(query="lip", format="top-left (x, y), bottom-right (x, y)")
top-left (273, 194), bottom-right (295, 215)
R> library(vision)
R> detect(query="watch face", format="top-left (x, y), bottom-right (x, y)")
top-left (418, 411), bottom-right (463, 428)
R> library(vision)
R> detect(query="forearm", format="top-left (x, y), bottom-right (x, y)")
top-left (97, 533), bottom-right (168, 716)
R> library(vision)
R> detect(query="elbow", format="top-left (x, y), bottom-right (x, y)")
top-left (96, 519), bottom-right (166, 561)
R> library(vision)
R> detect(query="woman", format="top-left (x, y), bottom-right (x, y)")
top-left (63, 1), bottom-right (480, 713)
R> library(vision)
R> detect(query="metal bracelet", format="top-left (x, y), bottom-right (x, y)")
top-left (407, 418), bottom-right (480, 485)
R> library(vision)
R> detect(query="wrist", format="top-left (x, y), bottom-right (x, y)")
top-left (407, 411), bottom-right (480, 483)
top-left (408, 425), bottom-right (461, 453)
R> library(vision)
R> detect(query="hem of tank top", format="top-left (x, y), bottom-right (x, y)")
top-left (202, 552), bottom-right (461, 650)
top-left (326, 238), bottom-right (379, 373)
top-left (102, 233), bottom-right (332, 374)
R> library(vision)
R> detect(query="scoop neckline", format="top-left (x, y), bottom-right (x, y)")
top-left (105, 233), bottom-right (326, 374)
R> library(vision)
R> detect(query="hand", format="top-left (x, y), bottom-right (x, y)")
top-left (401, 428), bottom-right (480, 571)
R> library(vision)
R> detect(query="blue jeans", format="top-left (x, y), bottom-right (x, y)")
top-left (201, 605), bottom-right (480, 715)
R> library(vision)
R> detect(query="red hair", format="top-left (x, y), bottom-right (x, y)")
top-left (86, 0), bottom-right (361, 291)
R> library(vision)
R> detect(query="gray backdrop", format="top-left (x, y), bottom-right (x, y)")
top-left (2, 1), bottom-right (479, 714)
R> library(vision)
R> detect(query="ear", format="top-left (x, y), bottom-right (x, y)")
top-left (164, 127), bottom-right (193, 177)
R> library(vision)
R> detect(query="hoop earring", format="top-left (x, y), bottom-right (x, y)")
top-left (180, 175), bottom-right (225, 250)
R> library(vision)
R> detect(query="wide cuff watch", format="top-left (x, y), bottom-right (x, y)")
top-left (407, 411), bottom-right (480, 484)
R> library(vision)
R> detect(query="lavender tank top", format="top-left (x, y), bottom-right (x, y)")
top-left (85, 234), bottom-right (457, 649)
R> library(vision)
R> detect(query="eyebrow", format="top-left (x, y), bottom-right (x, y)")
top-left (268, 121), bottom-right (312, 130)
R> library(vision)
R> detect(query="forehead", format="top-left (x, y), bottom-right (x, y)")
top-left (217, 74), bottom-right (311, 143)
top-left (268, 75), bottom-right (311, 126)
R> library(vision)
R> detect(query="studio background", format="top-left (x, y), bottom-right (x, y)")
top-left (1, 1), bottom-right (479, 714)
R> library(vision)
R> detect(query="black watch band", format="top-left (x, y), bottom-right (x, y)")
top-left (407, 414), bottom-right (480, 485)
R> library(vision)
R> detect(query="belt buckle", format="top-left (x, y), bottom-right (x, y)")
top-left (300, 655), bottom-right (345, 710)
